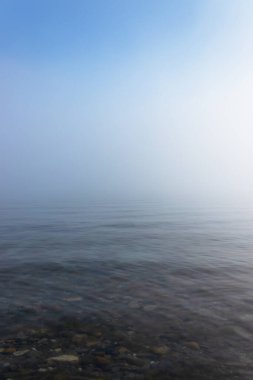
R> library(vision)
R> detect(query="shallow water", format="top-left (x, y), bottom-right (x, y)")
top-left (1, 201), bottom-right (253, 379)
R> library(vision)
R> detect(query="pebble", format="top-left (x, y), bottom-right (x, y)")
top-left (63, 296), bottom-right (83, 302)
top-left (38, 368), bottom-right (47, 373)
top-left (53, 348), bottom-right (62, 352)
top-left (38, 338), bottom-right (48, 344)
top-left (33, 328), bottom-right (48, 335)
top-left (95, 355), bottom-right (111, 366)
top-left (117, 346), bottom-right (129, 354)
top-left (49, 305), bottom-right (62, 312)
top-left (0, 348), bottom-right (16, 354)
top-left (185, 341), bottom-right (200, 350)
top-left (126, 356), bottom-right (147, 367)
top-left (72, 334), bottom-right (88, 343)
top-left (86, 339), bottom-right (99, 347)
top-left (13, 349), bottom-right (30, 356)
top-left (47, 354), bottom-right (79, 363)
top-left (151, 345), bottom-right (170, 355)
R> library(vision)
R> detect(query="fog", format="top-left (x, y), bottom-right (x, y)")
top-left (1, 0), bottom-right (253, 205)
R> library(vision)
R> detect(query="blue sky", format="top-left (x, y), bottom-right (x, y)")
top-left (0, 1), bottom-right (199, 61)
top-left (1, 0), bottom-right (253, 204)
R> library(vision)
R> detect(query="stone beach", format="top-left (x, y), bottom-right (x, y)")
top-left (0, 297), bottom-right (253, 379)
top-left (1, 205), bottom-right (253, 378)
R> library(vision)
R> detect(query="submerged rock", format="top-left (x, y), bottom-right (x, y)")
top-left (63, 296), bottom-right (83, 302)
top-left (13, 349), bottom-right (30, 356)
top-left (38, 368), bottom-right (48, 373)
top-left (53, 348), bottom-right (62, 353)
top-left (48, 354), bottom-right (79, 363)
top-left (86, 339), bottom-right (99, 347)
top-left (0, 347), bottom-right (16, 354)
top-left (151, 345), bottom-right (170, 355)
top-left (31, 328), bottom-right (49, 336)
top-left (72, 333), bottom-right (88, 343)
top-left (185, 341), bottom-right (200, 350)
top-left (117, 346), bottom-right (129, 354)
top-left (95, 355), bottom-right (111, 366)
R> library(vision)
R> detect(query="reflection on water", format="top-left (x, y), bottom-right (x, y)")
top-left (0, 202), bottom-right (253, 379)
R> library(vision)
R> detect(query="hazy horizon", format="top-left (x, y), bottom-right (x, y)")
top-left (1, 0), bottom-right (253, 206)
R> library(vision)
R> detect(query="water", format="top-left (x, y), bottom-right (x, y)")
top-left (1, 201), bottom-right (253, 379)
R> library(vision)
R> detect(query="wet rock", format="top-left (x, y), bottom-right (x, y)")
top-left (49, 305), bottom-right (62, 312)
top-left (126, 356), bottom-right (147, 367)
top-left (185, 341), bottom-right (200, 350)
top-left (53, 348), bottom-right (62, 352)
top-left (38, 338), bottom-right (48, 345)
top-left (48, 354), bottom-right (79, 363)
top-left (63, 296), bottom-right (83, 302)
top-left (117, 346), bottom-right (129, 354)
top-left (151, 345), bottom-right (170, 355)
top-left (86, 339), bottom-right (99, 347)
top-left (13, 349), bottom-right (30, 356)
top-left (32, 328), bottom-right (48, 335)
top-left (0, 347), bottom-right (16, 354)
top-left (95, 355), bottom-right (111, 366)
top-left (72, 334), bottom-right (88, 343)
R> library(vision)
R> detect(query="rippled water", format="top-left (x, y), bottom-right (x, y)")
top-left (1, 201), bottom-right (253, 378)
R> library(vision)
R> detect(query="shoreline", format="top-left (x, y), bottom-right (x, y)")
top-left (0, 313), bottom-right (250, 380)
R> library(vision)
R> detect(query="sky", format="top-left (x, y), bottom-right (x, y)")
top-left (1, 0), bottom-right (253, 204)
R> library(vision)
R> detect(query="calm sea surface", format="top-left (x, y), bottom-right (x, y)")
top-left (1, 201), bottom-right (253, 378)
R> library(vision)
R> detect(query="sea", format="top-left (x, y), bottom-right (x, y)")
top-left (0, 201), bottom-right (253, 379)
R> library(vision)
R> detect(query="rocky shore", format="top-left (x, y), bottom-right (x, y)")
top-left (0, 314), bottom-right (249, 380)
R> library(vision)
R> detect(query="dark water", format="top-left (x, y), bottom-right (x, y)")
top-left (1, 201), bottom-right (253, 379)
